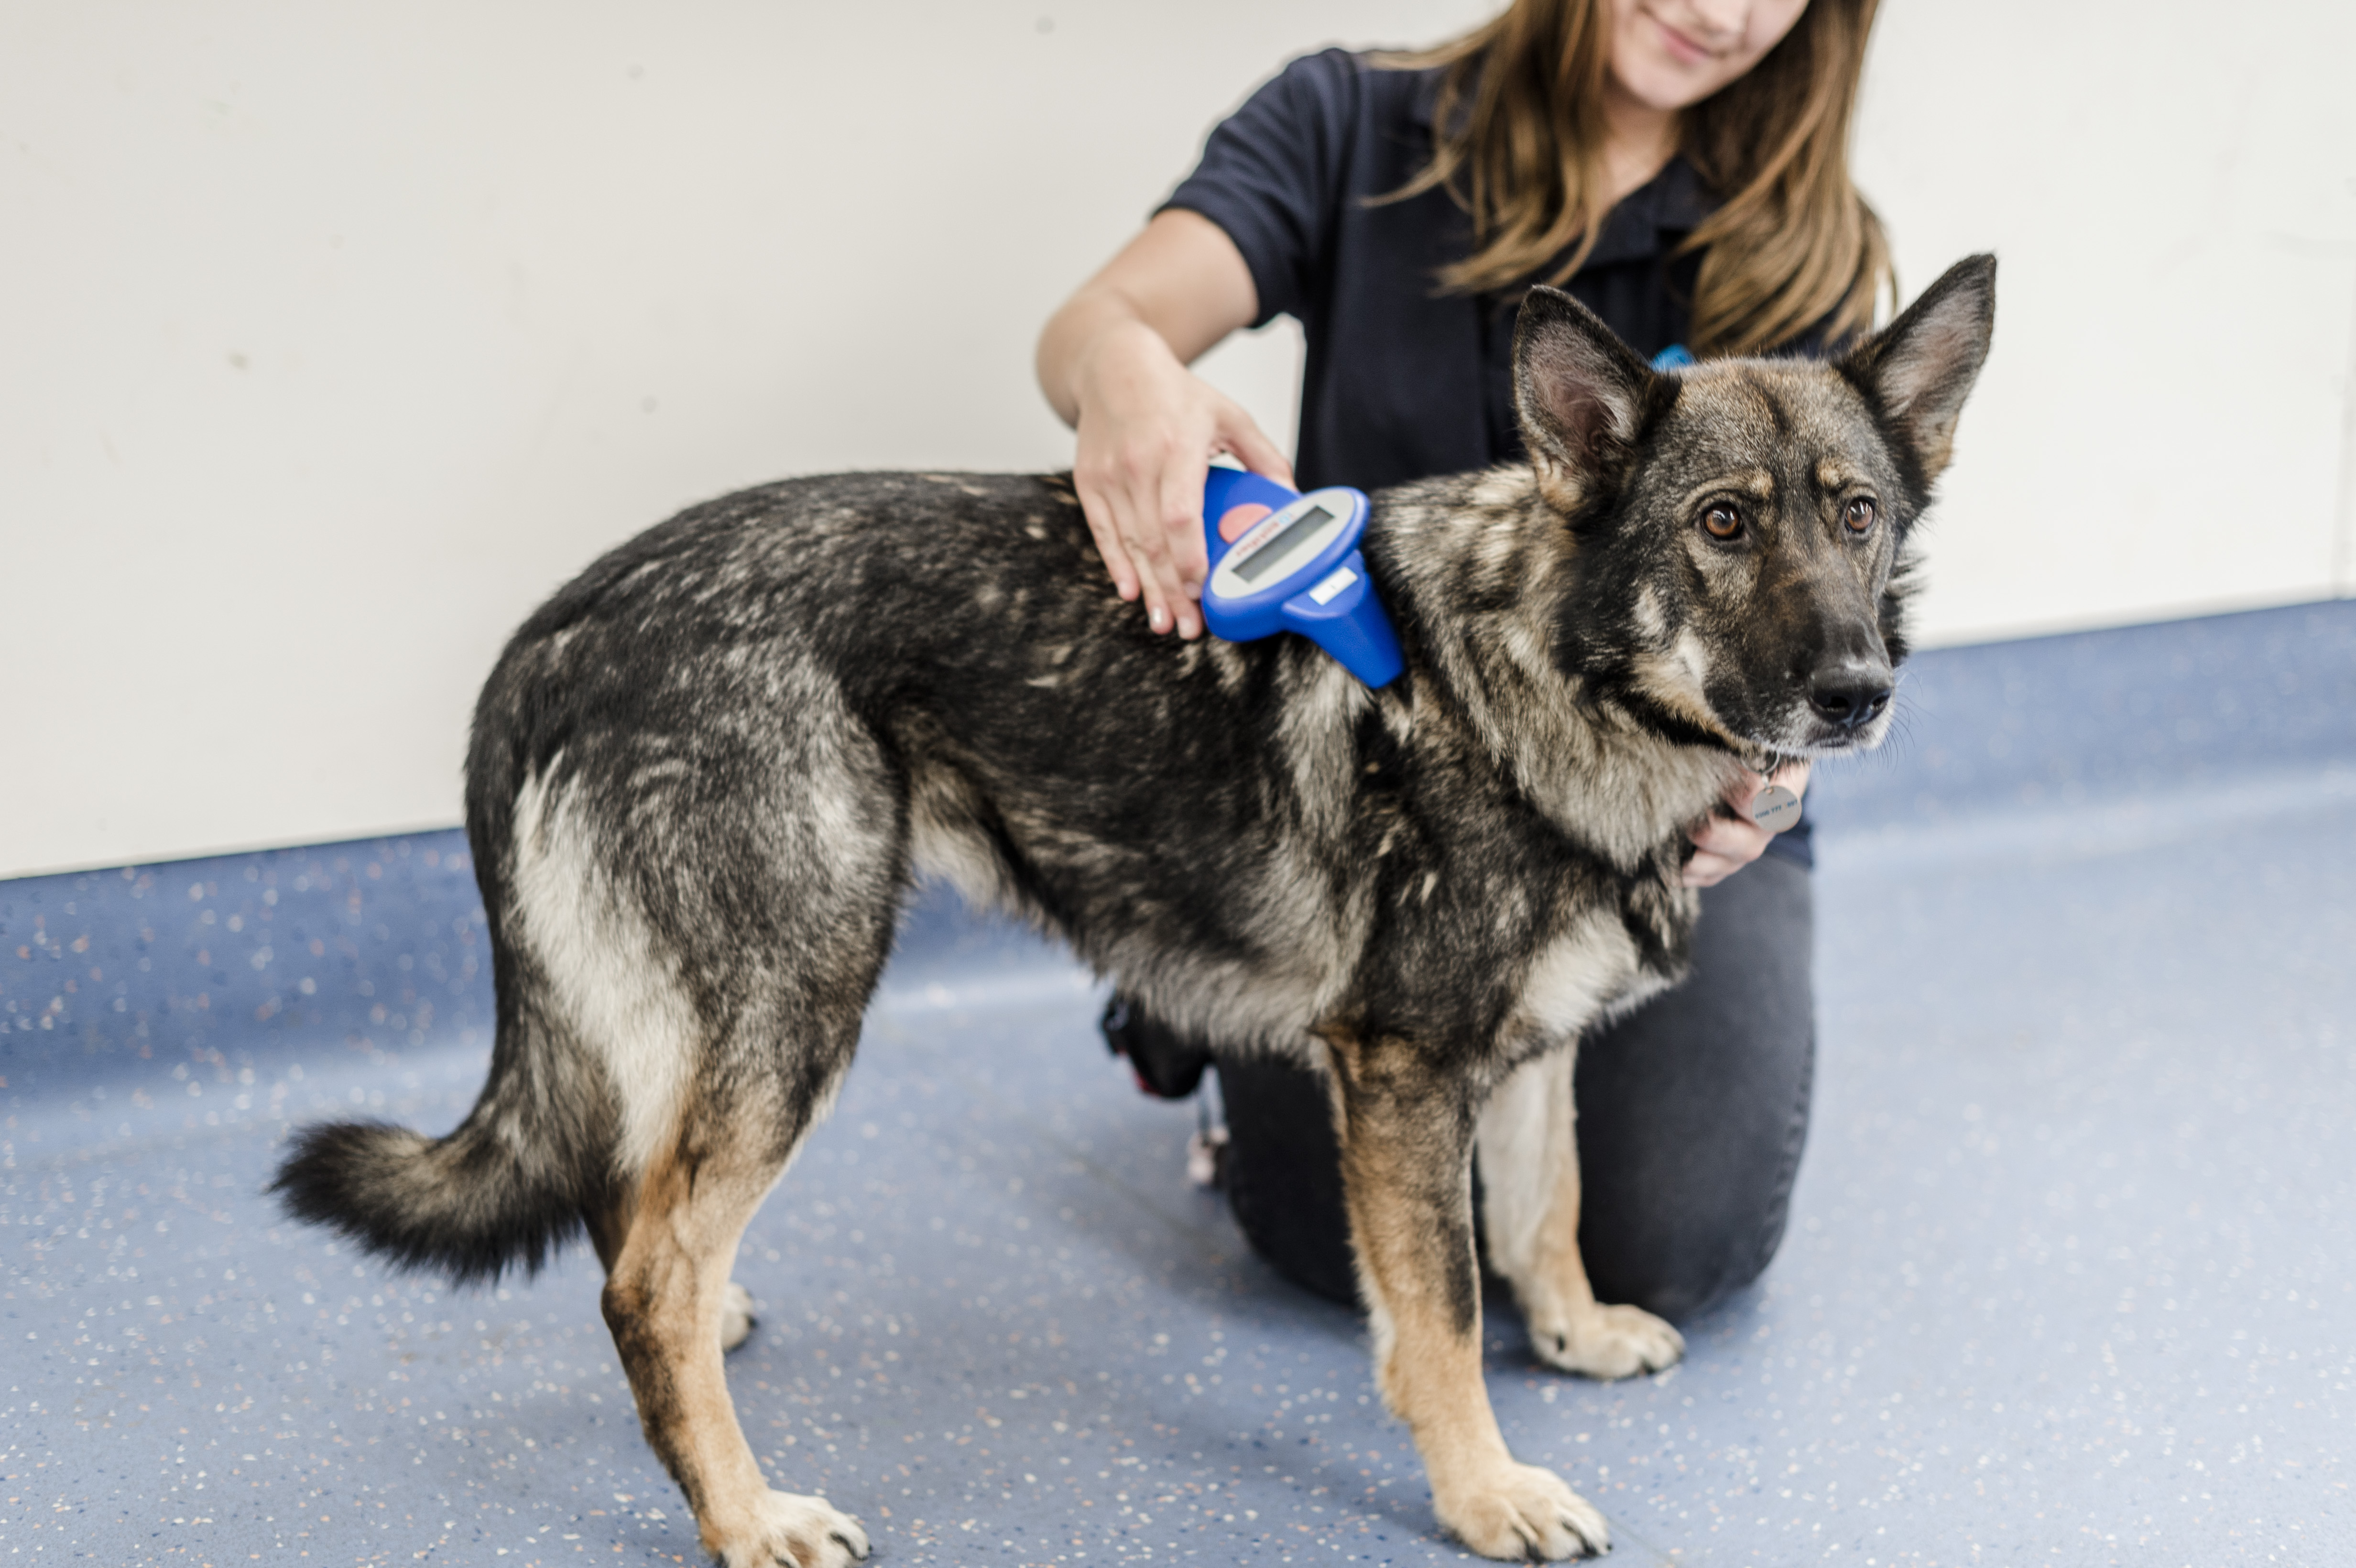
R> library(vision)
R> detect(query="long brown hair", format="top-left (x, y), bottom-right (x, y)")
top-left (1377, 0), bottom-right (1891, 356)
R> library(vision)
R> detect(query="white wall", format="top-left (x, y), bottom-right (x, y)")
top-left (1854, 1), bottom-right (2356, 645)
top-left (4, 0), bottom-right (2352, 877)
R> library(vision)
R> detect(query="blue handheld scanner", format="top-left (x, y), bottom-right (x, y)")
top-left (1199, 467), bottom-right (1403, 689)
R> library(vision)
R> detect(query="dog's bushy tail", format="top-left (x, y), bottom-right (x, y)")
top-left (271, 1025), bottom-right (607, 1286)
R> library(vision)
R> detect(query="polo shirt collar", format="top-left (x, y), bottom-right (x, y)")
top-left (1587, 154), bottom-right (1710, 265)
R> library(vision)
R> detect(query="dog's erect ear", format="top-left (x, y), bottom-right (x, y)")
top-left (1513, 285), bottom-right (1655, 511)
top-left (1842, 254), bottom-right (1996, 484)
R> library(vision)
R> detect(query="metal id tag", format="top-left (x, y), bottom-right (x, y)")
top-left (1750, 782), bottom-right (1803, 834)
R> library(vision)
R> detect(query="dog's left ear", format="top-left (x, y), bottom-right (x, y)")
top-left (1513, 285), bottom-right (1655, 512)
top-left (1841, 254), bottom-right (1997, 484)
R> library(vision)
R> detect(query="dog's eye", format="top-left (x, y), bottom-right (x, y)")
top-left (1844, 496), bottom-right (1877, 534)
top-left (1702, 503), bottom-right (1743, 541)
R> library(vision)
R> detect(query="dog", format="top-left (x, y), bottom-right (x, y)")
top-left (274, 254), bottom-right (1995, 1564)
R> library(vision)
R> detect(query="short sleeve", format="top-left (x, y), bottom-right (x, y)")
top-left (1159, 50), bottom-right (1364, 329)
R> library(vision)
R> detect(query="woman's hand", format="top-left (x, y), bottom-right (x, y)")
top-left (1038, 209), bottom-right (1290, 639)
top-left (1067, 324), bottom-right (1290, 638)
top-left (1682, 758), bottom-right (1812, 888)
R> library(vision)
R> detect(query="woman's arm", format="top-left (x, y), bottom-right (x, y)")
top-left (1036, 208), bottom-right (1294, 639)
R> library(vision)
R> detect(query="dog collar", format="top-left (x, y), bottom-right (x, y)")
top-left (1200, 467), bottom-right (1404, 689)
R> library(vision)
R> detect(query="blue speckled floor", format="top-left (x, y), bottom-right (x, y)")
top-left (5, 599), bottom-right (2352, 1567)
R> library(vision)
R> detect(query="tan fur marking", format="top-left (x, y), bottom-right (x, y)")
top-left (1529, 462), bottom-right (1589, 517)
top-left (1677, 467), bottom-right (1775, 510)
top-left (1325, 1033), bottom-right (1609, 1560)
top-left (1631, 585), bottom-right (1667, 640)
top-left (603, 1136), bottom-right (869, 1567)
top-left (1816, 457), bottom-right (1866, 495)
top-left (1629, 630), bottom-right (1751, 757)
top-left (1476, 1055), bottom-right (1684, 1382)
top-left (1469, 468), bottom-right (1531, 508)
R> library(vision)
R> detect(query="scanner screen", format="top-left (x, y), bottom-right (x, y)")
top-left (1234, 506), bottom-right (1333, 585)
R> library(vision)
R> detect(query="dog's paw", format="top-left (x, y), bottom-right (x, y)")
top-left (708, 1489), bottom-right (869, 1568)
top-left (719, 1281), bottom-right (757, 1353)
top-left (1531, 1301), bottom-right (1683, 1381)
top-left (1434, 1459), bottom-right (1609, 1560)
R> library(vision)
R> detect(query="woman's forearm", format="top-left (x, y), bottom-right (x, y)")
top-left (1037, 299), bottom-right (1174, 430)
top-left (1036, 208), bottom-right (1261, 427)
top-left (1033, 208), bottom-right (1285, 640)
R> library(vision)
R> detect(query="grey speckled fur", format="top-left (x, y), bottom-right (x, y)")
top-left (274, 257), bottom-right (1996, 1564)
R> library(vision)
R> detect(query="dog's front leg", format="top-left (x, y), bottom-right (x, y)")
top-left (1477, 1050), bottom-right (1684, 1380)
top-left (1324, 1029), bottom-right (1611, 1561)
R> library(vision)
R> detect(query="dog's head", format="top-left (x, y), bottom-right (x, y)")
top-left (1516, 255), bottom-right (1996, 760)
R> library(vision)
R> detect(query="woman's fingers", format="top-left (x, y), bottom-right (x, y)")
top-left (1220, 407), bottom-right (1296, 492)
top-left (1682, 811), bottom-right (1770, 887)
top-left (1075, 487), bottom-right (1142, 604)
top-left (1078, 409), bottom-right (1289, 640)
top-left (1121, 443), bottom-right (1190, 636)
top-left (1061, 308), bottom-right (1295, 639)
top-left (1136, 399), bottom-right (1287, 639)
top-left (1121, 495), bottom-right (1178, 633)
top-left (1076, 434), bottom-right (1186, 633)
top-left (1682, 845), bottom-right (1745, 888)
top-left (1155, 459), bottom-right (1212, 638)
top-left (1680, 760), bottom-right (1813, 888)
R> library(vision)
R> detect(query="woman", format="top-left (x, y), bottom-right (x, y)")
top-left (1035, 0), bottom-right (1890, 1324)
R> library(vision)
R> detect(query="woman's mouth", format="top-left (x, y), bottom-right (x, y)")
top-left (1647, 11), bottom-right (1718, 68)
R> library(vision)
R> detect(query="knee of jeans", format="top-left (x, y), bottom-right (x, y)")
top-left (1583, 1180), bottom-right (1794, 1325)
top-left (1609, 1256), bottom-right (1752, 1325)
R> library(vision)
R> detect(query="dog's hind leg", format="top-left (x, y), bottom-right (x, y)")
top-left (1476, 1051), bottom-right (1683, 1380)
top-left (600, 1004), bottom-right (873, 1568)
top-left (510, 770), bottom-right (779, 1370)
top-left (565, 737), bottom-right (898, 1564)
top-left (586, 1190), bottom-right (759, 1354)
top-left (1324, 1030), bottom-right (1610, 1562)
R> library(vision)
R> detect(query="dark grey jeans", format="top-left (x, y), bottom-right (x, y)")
top-left (1213, 854), bottom-right (1816, 1323)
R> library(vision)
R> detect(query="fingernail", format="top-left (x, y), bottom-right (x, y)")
top-left (1149, 606), bottom-right (1168, 632)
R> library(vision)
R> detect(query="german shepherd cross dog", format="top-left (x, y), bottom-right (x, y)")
top-left (276, 256), bottom-right (1995, 1563)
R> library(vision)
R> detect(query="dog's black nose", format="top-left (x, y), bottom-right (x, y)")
top-left (1808, 662), bottom-right (1893, 729)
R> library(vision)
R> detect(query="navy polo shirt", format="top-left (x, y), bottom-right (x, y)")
top-left (1161, 48), bottom-right (1816, 868)
top-left (1163, 48), bottom-right (1712, 494)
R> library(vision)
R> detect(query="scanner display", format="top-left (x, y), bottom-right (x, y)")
top-left (1233, 505), bottom-right (1333, 584)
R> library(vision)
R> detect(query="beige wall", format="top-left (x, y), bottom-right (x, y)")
top-left (4, 0), bottom-right (2352, 876)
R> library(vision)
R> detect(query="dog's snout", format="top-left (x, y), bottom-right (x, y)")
top-left (1807, 659), bottom-right (1894, 730)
